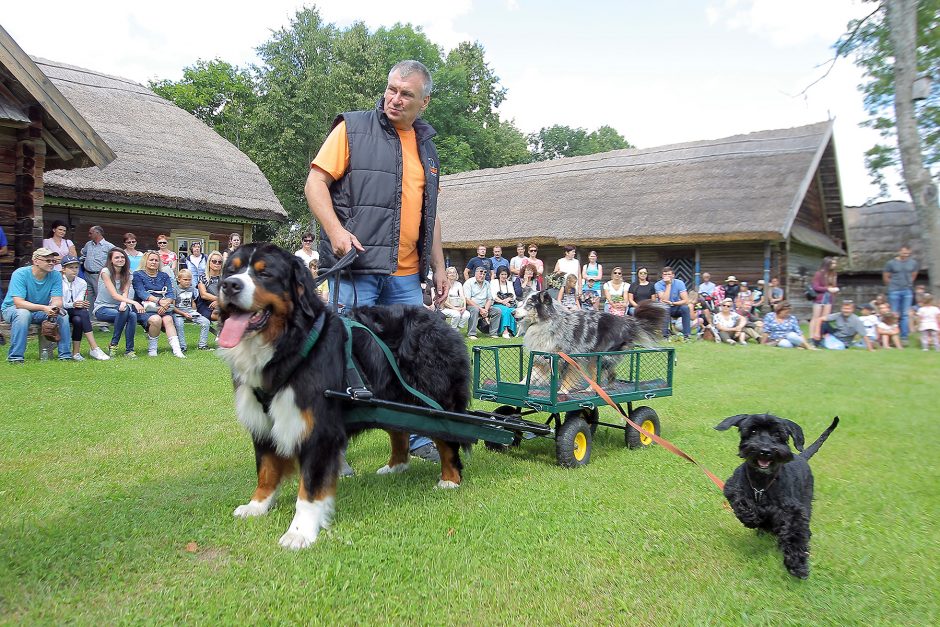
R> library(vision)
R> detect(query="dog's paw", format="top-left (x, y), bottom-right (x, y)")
top-left (377, 463), bottom-right (409, 475)
top-left (233, 497), bottom-right (273, 518)
top-left (436, 480), bottom-right (460, 489)
top-left (278, 497), bottom-right (333, 550)
top-left (278, 528), bottom-right (319, 550)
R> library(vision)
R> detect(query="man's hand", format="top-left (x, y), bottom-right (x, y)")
top-left (43, 305), bottom-right (57, 317)
top-left (433, 268), bottom-right (447, 305)
top-left (326, 226), bottom-right (364, 257)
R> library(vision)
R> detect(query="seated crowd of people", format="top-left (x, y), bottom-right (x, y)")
top-left (1, 226), bottom-right (236, 364)
top-left (6, 234), bottom-right (935, 363)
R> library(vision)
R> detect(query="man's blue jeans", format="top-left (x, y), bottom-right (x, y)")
top-left (2, 308), bottom-right (72, 361)
top-left (664, 305), bottom-right (691, 338)
top-left (888, 289), bottom-right (913, 339)
top-left (334, 272), bottom-right (431, 451)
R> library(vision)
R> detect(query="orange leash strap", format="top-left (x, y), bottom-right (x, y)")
top-left (557, 351), bottom-right (725, 491)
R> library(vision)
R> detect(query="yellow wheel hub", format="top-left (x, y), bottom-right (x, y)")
top-left (640, 420), bottom-right (655, 446)
top-left (574, 432), bottom-right (587, 461)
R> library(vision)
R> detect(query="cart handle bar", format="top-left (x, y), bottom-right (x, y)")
top-left (557, 352), bottom-right (725, 492)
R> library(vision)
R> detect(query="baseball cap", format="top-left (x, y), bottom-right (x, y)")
top-left (61, 254), bottom-right (80, 266)
top-left (32, 247), bottom-right (56, 259)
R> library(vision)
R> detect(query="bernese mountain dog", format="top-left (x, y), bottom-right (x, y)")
top-left (217, 243), bottom-right (470, 549)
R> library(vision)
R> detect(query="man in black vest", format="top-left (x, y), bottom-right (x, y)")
top-left (304, 60), bottom-right (446, 465)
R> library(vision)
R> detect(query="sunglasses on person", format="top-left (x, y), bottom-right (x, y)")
top-left (157, 241), bottom-right (168, 245)
top-left (302, 238), bottom-right (313, 243)
top-left (124, 240), bottom-right (136, 244)
top-left (528, 248), bottom-right (537, 253)
top-left (613, 271), bottom-right (622, 275)
top-left (210, 259), bottom-right (222, 264)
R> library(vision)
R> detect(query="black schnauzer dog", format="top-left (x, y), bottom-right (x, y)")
top-left (715, 413), bottom-right (839, 579)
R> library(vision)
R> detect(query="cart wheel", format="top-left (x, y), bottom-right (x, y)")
top-left (485, 405), bottom-right (523, 451)
top-left (556, 415), bottom-right (593, 467)
top-left (626, 406), bottom-right (660, 449)
top-left (565, 408), bottom-right (599, 435)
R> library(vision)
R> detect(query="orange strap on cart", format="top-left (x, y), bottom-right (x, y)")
top-left (557, 351), bottom-right (725, 492)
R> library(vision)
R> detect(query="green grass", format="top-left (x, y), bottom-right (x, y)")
top-left (1, 330), bottom-right (937, 625)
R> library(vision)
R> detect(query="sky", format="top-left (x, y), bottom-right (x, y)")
top-left (2, 0), bottom-right (904, 205)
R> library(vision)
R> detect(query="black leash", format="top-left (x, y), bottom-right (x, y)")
top-left (314, 249), bottom-right (358, 313)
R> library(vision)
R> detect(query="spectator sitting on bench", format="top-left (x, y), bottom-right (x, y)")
top-left (172, 268), bottom-right (212, 351)
top-left (654, 266), bottom-right (691, 341)
top-left (60, 255), bottom-right (110, 361)
top-left (133, 251), bottom-right (186, 359)
top-left (2, 248), bottom-right (72, 363)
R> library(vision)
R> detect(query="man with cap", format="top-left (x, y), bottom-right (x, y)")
top-left (1, 248), bottom-right (72, 363)
top-left (60, 254), bottom-right (110, 361)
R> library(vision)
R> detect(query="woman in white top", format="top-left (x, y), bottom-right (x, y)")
top-left (184, 241), bottom-right (208, 285)
top-left (60, 255), bottom-right (109, 360)
top-left (441, 267), bottom-right (469, 329)
top-left (295, 232), bottom-right (319, 267)
top-left (603, 266), bottom-right (629, 316)
top-left (713, 298), bottom-right (748, 345)
top-left (123, 232), bottom-right (145, 272)
top-left (553, 245), bottom-right (580, 279)
top-left (508, 242), bottom-right (526, 277)
top-left (42, 220), bottom-right (76, 271)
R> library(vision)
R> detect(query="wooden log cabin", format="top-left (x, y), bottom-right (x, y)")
top-left (0, 25), bottom-right (115, 281)
top-left (438, 121), bottom-right (846, 318)
top-left (1, 26), bottom-right (285, 293)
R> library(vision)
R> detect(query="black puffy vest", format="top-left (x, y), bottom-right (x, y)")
top-left (318, 102), bottom-right (440, 277)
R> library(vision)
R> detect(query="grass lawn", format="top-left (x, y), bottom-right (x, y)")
top-left (1, 330), bottom-right (937, 624)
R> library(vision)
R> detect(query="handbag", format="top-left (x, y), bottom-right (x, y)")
top-left (804, 284), bottom-right (817, 301)
top-left (41, 318), bottom-right (60, 342)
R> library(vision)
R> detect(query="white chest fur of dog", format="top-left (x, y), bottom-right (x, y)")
top-left (220, 336), bottom-right (310, 457)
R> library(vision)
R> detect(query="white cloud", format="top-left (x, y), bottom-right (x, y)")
top-left (706, 0), bottom-right (868, 47)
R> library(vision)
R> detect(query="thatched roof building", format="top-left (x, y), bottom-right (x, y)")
top-left (844, 201), bottom-right (927, 272)
top-left (38, 59), bottom-right (285, 223)
top-left (439, 120), bottom-right (843, 250)
top-left (438, 121), bottom-right (846, 316)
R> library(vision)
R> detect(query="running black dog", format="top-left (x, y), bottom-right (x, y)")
top-left (715, 413), bottom-right (839, 578)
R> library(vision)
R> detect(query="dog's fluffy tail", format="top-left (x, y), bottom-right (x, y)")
top-left (633, 300), bottom-right (669, 344)
top-left (799, 416), bottom-right (839, 460)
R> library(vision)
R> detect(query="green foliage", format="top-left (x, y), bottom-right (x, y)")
top-left (529, 124), bottom-right (633, 161)
top-left (149, 59), bottom-right (256, 149)
top-left (837, 0), bottom-right (940, 194)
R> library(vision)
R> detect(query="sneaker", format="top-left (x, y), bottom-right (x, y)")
top-left (125, 351), bottom-right (137, 359)
top-left (490, 333), bottom-right (498, 338)
top-left (726, 338), bottom-right (736, 345)
top-left (502, 330), bottom-right (512, 339)
top-left (339, 457), bottom-right (356, 478)
top-left (468, 333), bottom-right (478, 339)
top-left (197, 345), bottom-right (213, 351)
top-left (8, 360), bottom-right (23, 365)
top-left (108, 344), bottom-right (118, 358)
top-left (410, 443), bottom-right (440, 463)
top-left (72, 354), bottom-right (86, 362)
top-left (148, 348), bottom-right (158, 357)
top-left (173, 351), bottom-right (187, 359)
top-left (738, 339), bottom-right (746, 345)
top-left (89, 348), bottom-right (110, 361)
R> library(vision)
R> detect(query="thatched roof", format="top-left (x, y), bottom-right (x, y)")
top-left (844, 201), bottom-right (926, 272)
top-left (38, 58), bottom-right (285, 222)
top-left (0, 26), bottom-right (114, 170)
top-left (439, 121), bottom-right (841, 248)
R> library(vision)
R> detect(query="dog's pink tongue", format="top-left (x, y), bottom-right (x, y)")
top-left (218, 313), bottom-right (252, 348)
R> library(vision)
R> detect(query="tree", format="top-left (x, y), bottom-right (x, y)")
top-left (529, 124), bottom-right (632, 161)
top-left (839, 0), bottom-right (939, 295)
top-left (149, 59), bottom-right (256, 149)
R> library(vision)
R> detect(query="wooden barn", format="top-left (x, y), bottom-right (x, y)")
top-left (840, 200), bottom-right (928, 304)
top-left (0, 25), bottom-right (115, 279)
top-left (438, 121), bottom-right (846, 316)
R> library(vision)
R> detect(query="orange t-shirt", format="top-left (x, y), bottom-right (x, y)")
top-left (311, 121), bottom-right (423, 276)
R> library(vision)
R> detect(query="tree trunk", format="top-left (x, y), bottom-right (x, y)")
top-left (887, 0), bottom-right (940, 296)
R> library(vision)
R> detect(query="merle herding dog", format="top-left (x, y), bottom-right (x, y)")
top-left (715, 414), bottom-right (839, 578)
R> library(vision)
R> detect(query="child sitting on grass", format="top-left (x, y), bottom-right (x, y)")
top-left (915, 293), bottom-right (939, 351)
top-left (858, 304), bottom-right (879, 347)
top-left (173, 269), bottom-right (212, 351)
top-left (877, 311), bottom-right (903, 349)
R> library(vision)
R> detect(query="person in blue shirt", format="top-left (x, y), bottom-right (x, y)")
top-left (488, 245), bottom-right (509, 280)
top-left (654, 266), bottom-right (691, 340)
top-left (132, 251), bottom-right (186, 358)
top-left (463, 245), bottom-right (492, 281)
top-left (1, 248), bottom-right (72, 363)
